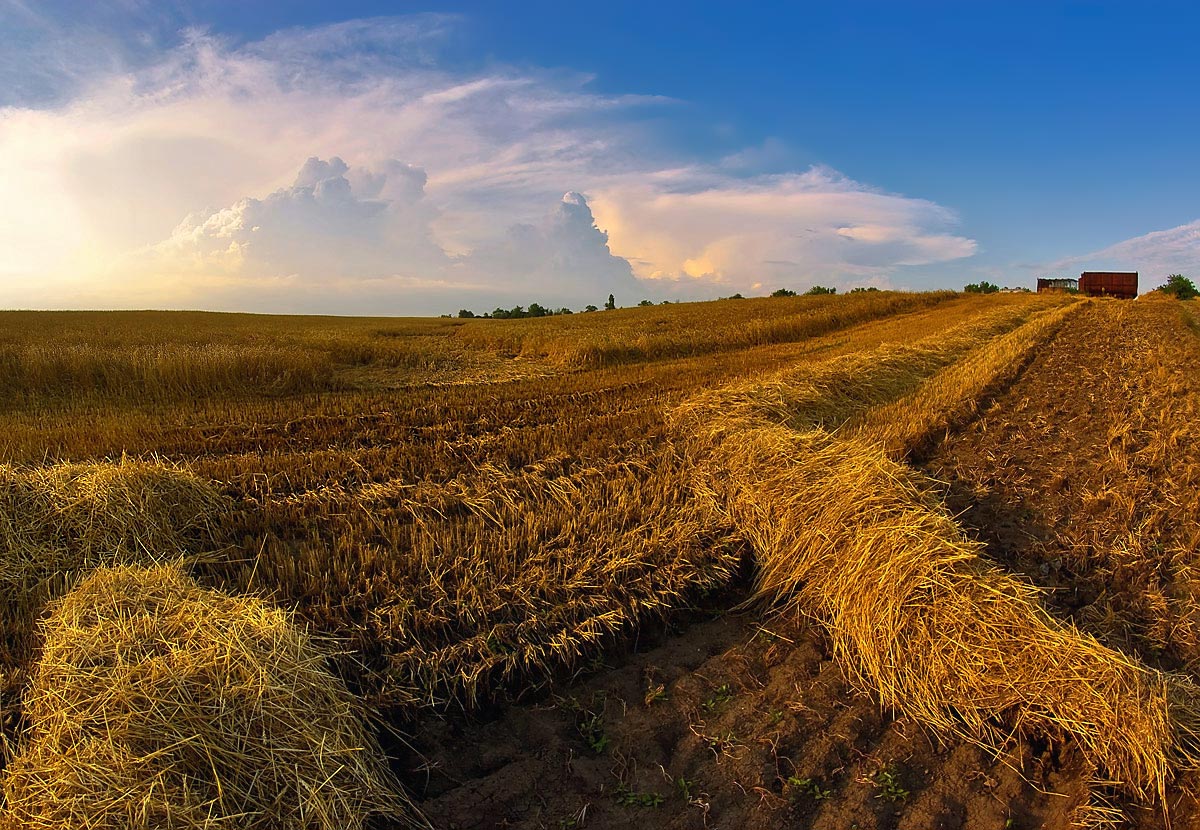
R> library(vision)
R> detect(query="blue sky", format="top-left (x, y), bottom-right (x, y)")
top-left (2, 1), bottom-right (1197, 313)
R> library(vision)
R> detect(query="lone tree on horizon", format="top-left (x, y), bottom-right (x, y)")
top-left (605, 293), bottom-right (616, 310)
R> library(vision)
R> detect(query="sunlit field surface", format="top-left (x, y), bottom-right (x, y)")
top-left (6, 291), bottom-right (1200, 829)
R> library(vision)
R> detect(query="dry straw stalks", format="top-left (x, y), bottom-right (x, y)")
top-left (1, 564), bottom-right (420, 830)
top-left (674, 298), bottom-right (1200, 801)
top-left (220, 446), bottom-right (745, 711)
top-left (846, 300), bottom-right (1083, 459)
top-left (0, 458), bottom-right (227, 743)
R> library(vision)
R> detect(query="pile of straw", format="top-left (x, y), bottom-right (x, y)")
top-left (0, 458), bottom-right (223, 572)
top-left (0, 458), bottom-right (226, 677)
top-left (1, 564), bottom-right (418, 830)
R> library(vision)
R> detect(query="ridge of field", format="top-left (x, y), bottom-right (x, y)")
top-left (0, 291), bottom-right (950, 409)
top-left (672, 299), bottom-right (1199, 801)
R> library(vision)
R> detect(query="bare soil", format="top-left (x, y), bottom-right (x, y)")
top-left (407, 611), bottom-right (1089, 830)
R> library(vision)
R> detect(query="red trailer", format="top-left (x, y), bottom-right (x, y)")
top-left (1079, 271), bottom-right (1138, 299)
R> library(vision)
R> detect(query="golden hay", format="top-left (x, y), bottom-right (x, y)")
top-left (0, 458), bottom-right (226, 671)
top-left (681, 420), bottom-right (1200, 799)
top-left (847, 300), bottom-right (1080, 458)
top-left (0, 564), bottom-right (420, 830)
top-left (0, 457), bottom-right (224, 574)
top-left (229, 446), bottom-right (743, 710)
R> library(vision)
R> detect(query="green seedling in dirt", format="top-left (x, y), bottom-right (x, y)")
top-left (755, 627), bottom-right (782, 643)
top-left (873, 765), bottom-right (909, 803)
top-left (701, 683), bottom-right (734, 713)
top-left (644, 682), bottom-right (669, 706)
top-left (578, 710), bottom-right (609, 754)
top-left (560, 694), bottom-right (610, 754)
top-left (485, 632), bottom-right (514, 656)
top-left (676, 776), bottom-right (695, 800)
top-left (768, 709), bottom-right (784, 725)
top-left (615, 784), bottom-right (663, 808)
top-left (787, 776), bottom-right (832, 801)
top-left (702, 729), bottom-right (739, 756)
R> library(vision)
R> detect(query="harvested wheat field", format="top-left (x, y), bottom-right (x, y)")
top-left (3, 291), bottom-right (1200, 829)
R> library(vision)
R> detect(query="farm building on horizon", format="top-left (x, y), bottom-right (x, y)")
top-left (1079, 271), bottom-right (1138, 299)
top-left (1037, 277), bottom-right (1078, 293)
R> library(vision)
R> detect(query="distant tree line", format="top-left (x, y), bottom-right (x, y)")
top-left (963, 281), bottom-right (1001, 294)
top-left (448, 284), bottom-right (891, 317)
top-left (457, 303), bottom-right (575, 319)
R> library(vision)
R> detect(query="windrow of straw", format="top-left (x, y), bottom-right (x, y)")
top-left (684, 421), bottom-right (1199, 799)
top-left (672, 299), bottom-right (1066, 435)
top-left (671, 301), bottom-right (1200, 800)
top-left (0, 564), bottom-right (420, 830)
top-left (453, 290), bottom-right (956, 368)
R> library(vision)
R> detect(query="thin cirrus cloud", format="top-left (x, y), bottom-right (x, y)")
top-left (1048, 220), bottom-right (1200, 287)
top-left (0, 14), bottom-right (978, 314)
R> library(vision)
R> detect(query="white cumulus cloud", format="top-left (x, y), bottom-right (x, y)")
top-left (0, 15), bottom-right (977, 313)
top-left (142, 155), bottom-right (446, 281)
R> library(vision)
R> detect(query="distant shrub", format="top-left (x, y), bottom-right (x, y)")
top-left (806, 286), bottom-right (837, 296)
top-left (638, 299), bottom-right (654, 307)
top-left (1157, 274), bottom-right (1198, 300)
top-left (771, 288), bottom-right (797, 297)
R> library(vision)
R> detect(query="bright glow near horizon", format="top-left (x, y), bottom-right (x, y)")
top-left (2, 4), bottom-right (1197, 314)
